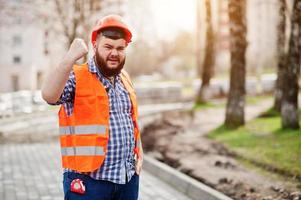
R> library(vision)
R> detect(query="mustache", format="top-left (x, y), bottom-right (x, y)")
top-left (107, 57), bottom-right (119, 62)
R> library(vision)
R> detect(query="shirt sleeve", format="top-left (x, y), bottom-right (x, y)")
top-left (49, 71), bottom-right (76, 105)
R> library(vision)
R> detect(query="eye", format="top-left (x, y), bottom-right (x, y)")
top-left (104, 45), bottom-right (112, 50)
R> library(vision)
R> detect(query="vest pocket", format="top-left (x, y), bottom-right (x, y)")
top-left (74, 96), bottom-right (96, 118)
top-left (74, 96), bottom-right (109, 121)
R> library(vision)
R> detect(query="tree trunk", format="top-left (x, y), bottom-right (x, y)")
top-left (274, 0), bottom-right (286, 112)
top-left (281, 0), bottom-right (301, 129)
top-left (196, 0), bottom-right (215, 104)
top-left (225, 0), bottom-right (247, 128)
top-left (196, 0), bottom-right (202, 80)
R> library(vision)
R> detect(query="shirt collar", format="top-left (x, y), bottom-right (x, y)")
top-left (88, 57), bottom-right (98, 74)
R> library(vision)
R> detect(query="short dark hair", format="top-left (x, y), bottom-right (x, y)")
top-left (99, 27), bottom-right (126, 40)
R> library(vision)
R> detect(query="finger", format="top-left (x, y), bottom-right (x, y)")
top-left (136, 168), bottom-right (140, 175)
top-left (135, 165), bottom-right (139, 174)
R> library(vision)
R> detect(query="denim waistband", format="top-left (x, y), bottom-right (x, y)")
top-left (64, 171), bottom-right (92, 182)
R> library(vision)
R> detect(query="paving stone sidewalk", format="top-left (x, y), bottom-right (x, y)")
top-left (0, 142), bottom-right (191, 200)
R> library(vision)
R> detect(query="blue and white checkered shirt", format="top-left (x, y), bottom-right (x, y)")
top-left (54, 58), bottom-right (136, 184)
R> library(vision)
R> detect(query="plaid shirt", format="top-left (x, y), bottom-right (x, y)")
top-left (54, 58), bottom-right (136, 184)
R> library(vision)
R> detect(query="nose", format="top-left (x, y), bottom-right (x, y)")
top-left (110, 49), bottom-right (118, 56)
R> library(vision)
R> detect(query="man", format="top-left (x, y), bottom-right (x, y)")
top-left (42, 14), bottom-right (143, 200)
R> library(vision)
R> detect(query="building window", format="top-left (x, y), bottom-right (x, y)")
top-left (12, 35), bottom-right (22, 46)
top-left (13, 56), bottom-right (21, 64)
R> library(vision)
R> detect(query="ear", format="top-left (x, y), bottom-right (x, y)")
top-left (93, 42), bottom-right (97, 53)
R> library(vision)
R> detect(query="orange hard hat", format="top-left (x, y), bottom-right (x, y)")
top-left (91, 14), bottom-right (132, 45)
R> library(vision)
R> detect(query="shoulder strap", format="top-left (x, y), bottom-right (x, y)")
top-left (73, 63), bottom-right (93, 96)
top-left (121, 70), bottom-right (134, 89)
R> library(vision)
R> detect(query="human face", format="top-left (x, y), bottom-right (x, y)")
top-left (94, 36), bottom-right (127, 77)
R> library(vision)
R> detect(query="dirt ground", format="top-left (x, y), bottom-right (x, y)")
top-left (141, 101), bottom-right (301, 200)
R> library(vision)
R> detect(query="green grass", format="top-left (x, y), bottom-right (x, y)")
top-left (258, 107), bottom-right (280, 118)
top-left (246, 94), bottom-right (273, 105)
top-left (193, 101), bottom-right (225, 110)
top-left (208, 112), bottom-right (301, 177)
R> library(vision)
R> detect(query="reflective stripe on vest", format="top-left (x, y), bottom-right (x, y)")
top-left (60, 125), bottom-right (106, 135)
top-left (61, 146), bottom-right (104, 156)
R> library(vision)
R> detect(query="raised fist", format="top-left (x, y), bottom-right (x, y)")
top-left (66, 38), bottom-right (88, 63)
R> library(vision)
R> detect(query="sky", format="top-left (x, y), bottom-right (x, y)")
top-left (149, 0), bottom-right (197, 39)
top-left (129, 0), bottom-right (196, 39)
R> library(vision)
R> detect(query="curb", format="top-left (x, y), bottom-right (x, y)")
top-left (143, 156), bottom-right (233, 200)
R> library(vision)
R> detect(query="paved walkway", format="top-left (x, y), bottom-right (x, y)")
top-left (0, 142), bottom-right (191, 200)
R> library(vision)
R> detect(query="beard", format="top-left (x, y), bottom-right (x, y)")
top-left (94, 51), bottom-right (126, 77)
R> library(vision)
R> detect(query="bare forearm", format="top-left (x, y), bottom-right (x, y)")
top-left (41, 57), bottom-right (74, 104)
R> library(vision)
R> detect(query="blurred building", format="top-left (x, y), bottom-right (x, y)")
top-left (0, 1), bottom-right (49, 93)
top-left (0, 26), bottom-right (48, 92)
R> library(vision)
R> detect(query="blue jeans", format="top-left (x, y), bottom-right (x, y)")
top-left (63, 172), bottom-right (139, 200)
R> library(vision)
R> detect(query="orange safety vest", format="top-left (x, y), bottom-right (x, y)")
top-left (58, 63), bottom-right (141, 173)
